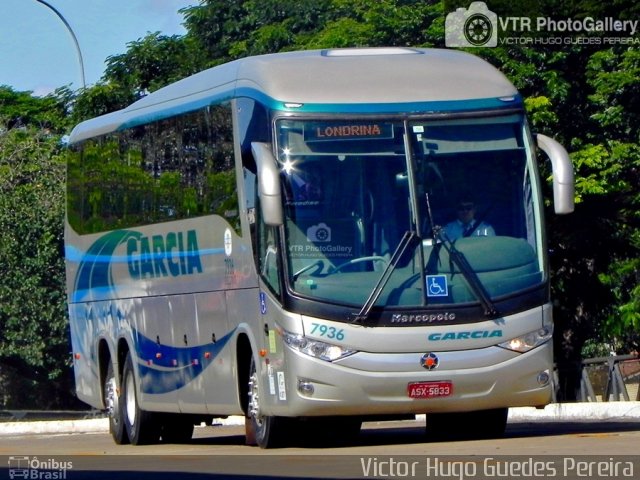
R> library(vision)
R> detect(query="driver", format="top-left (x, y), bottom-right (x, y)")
top-left (444, 198), bottom-right (494, 240)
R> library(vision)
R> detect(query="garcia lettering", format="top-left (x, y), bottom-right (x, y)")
top-left (428, 330), bottom-right (503, 341)
top-left (127, 229), bottom-right (203, 280)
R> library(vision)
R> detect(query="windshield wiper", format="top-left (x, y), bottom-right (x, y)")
top-left (424, 192), bottom-right (498, 318)
top-left (433, 226), bottom-right (499, 319)
top-left (349, 230), bottom-right (420, 323)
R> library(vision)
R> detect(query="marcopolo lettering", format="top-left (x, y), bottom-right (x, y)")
top-left (391, 313), bottom-right (455, 323)
top-left (127, 230), bottom-right (203, 279)
top-left (428, 330), bottom-right (503, 341)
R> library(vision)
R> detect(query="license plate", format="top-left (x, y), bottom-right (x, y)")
top-left (408, 381), bottom-right (453, 399)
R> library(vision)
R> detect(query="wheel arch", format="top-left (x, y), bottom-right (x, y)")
top-left (97, 335), bottom-right (133, 410)
top-left (116, 337), bottom-right (131, 379)
top-left (236, 332), bottom-right (253, 416)
top-left (97, 338), bottom-right (112, 409)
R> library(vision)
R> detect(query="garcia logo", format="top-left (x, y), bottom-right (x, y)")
top-left (127, 229), bottom-right (203, 280)
top-left (428, 329), bottom-right (503, 341)
top-left (72, 229), bottom-right (203, 302)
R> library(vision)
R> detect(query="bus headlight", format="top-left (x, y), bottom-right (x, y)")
top-left (282, 331), bottom-right (356, 361)
top-left (498, 325), bottom-right (553, 353)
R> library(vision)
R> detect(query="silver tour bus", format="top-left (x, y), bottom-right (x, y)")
top-left (65, 48), bottom-right (574, 448)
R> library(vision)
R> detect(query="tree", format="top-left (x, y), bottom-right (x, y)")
top-left (582, 48), bottom-right (640, 346)
top-left (0, 85), bottom-right (70, 131)
top-left (0, 89), bottom-right (79, 407)
top-left (104, 32), bottom-right (200, 96)
top-left (69, 82), bottom-right (137, 124)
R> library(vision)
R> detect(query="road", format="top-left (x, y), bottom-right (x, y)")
top-left (1, 418), bottom-right (640, 479)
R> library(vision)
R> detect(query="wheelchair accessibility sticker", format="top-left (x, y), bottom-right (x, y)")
top-left (426, 275), bottom-right (448, 298)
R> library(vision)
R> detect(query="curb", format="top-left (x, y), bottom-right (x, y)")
top-left (1, 403), bottom-right (638, 436)
top-left (507, 401), bottom-right (640, 421)
top-left (0, 415), bottom-right (244, 436)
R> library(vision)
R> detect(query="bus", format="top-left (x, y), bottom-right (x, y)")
top-left (65, 47), bottom-right (574, 448)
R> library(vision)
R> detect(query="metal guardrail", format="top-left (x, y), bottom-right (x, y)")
top-left (577, 354), bottom-right (640, 402)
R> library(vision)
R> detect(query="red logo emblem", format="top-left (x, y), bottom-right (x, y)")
top-left (420, 352), bottom-right (439, 370)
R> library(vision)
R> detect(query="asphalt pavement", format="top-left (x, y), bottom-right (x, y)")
top-left (1, 402), bottom-right (639, 436)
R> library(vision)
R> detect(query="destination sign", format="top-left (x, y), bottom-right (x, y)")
top-left (305, 122), bottom-right (394, 142)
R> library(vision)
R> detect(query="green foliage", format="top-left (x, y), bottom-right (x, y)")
top-left (0, 121), bottom-right (75, 408)
top-left (581, 338), bottom-right (612, 359)
top-left (104, 32), bottom-right (200, 95)
top-left (524, 96), bottom-right (559, 133)
top-left (586, 48), bottom-right (640, 141)
top-left (0, 86), bottom-right (71, 132)
top-left (70, 83), bottom-right (137, 124)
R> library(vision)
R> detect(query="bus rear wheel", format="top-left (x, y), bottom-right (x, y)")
top-left (246, 356), bottom-right (289, 448)
top-left (121, 352), bottom-right (161, 445)
top-left (104, 361), bottom-right (128, 444)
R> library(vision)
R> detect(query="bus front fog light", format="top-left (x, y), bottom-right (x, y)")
top-left (298, 380), bottom-right (315, 396)
top-left (537, 370), bottom-right (550, 386)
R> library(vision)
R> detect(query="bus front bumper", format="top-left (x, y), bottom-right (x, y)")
top-left (264, 341), bottom-right (553, 417)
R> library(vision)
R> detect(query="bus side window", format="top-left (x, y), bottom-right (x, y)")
top-left (259, 221), bottom-right (281, 296)
top-left (245, 166), bottom-right (281, 296)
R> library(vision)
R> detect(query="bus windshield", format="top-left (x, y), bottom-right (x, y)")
top-left (276, 115), bottom-right (544, 310)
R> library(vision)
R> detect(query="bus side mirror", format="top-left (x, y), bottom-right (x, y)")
top-left (251, 142), bottom-right (284, 226)
top-left (536, 134), bottom-right (575, 214)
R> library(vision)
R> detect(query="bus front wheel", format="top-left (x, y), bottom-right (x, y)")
top-left (246, 356), bottom-right (289, 448)
top-left (121, 352), bottom-right (161, 445)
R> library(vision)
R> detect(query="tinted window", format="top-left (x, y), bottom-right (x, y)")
top-left (67, 104), bottom-right (239, 234)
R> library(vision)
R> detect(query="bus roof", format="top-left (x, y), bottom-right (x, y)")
top-left (69, 48), bottom-right (520, 144)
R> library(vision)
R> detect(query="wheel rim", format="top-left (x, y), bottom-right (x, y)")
top-left (106, 377), bottom-right (119, 423)
top-left (248, 367), bottom-right (263, 428)
top-left (125, 371), bottom-right (136, 427)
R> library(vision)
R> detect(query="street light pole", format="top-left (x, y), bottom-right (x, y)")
top-left (34, 0), bottom-right (86, 89)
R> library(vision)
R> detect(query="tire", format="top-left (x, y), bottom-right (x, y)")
top-left (121, 352), bottom-right (161, 445)
top-left (246, 356), bottom-right (290, 448)
top-left (426, 407), bottom-right (508, 441)
top-left (104, 361), bottom-right (129, 444)
top-left (161, 414), bottom-right (195, 443)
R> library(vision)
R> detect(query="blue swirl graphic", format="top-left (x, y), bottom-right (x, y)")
top-left (71, 230), bottom-right (141, 302)
top-left (135, 329), bottom-right (234, 394)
